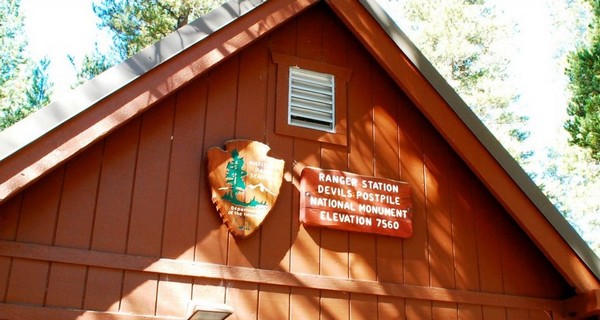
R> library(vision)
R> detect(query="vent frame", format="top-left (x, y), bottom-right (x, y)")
top-left (271, 51), bottom-right (352, 146)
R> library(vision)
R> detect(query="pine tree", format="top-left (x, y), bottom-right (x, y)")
top-left (379, 0), bottom-right (530, 162)
top-left (73, 0), bottom-right (226, 83)
top-left (224, 149), bottom-right (247, 204)
top-left (0, 0), bottom-right (52, 130)
top-left (565, 0), bottom-right (600, 160)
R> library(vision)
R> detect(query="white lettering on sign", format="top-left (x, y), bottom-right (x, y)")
top-left (361, 180), bottom-right (399, 193)
top-left (301, 167), bottom-right (413, 238)
top-left (355, 191), bottom-right (401, 205)
top-left (358, 203), bottom-right (408, 218)
top-left (309, 196), bottom-right (356, 211)
top-left (317, 185), bottom-right (354, 198)
top-left (319, 211), bottom-right (373, 226)
top-left (318, 172), bottom-right (358, 187)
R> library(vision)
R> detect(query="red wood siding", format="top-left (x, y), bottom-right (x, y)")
top-left (0, 4), bottom-right (571, 319)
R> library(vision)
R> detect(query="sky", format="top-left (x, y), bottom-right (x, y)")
top-left (21, 0), bottom-right (110, 99)
top-left (495, 1), bottom-right (568, 148)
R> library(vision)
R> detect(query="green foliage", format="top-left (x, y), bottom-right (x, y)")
top-left (226, 149), bottom-right (247, 193)
top-left (382, 0), bottom-right (530, 162)
top-left (0, 0), bottom-right (52, 130)
top-left (224, 149), bottom-right (247, 204)
top-left (0, 0), bottom-right (27, 91)
top-left (538, 137), bottom-right (600, 254)
top-left (73, 0), bottom-right (226, 83)
top-left (564, 0), bottom-right (600, 160)
top-left (69, 45), bottom-right (120, 85)
top-left (565, 39), bottom-right (600, 160)
top-left (26, 58), bottom-right (52, 108)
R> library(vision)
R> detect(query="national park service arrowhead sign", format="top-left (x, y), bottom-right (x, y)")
top-left (207, 140), bottom-right (285, 238)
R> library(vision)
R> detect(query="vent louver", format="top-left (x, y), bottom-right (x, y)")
top-left (288, 67), bottom-right (335, 132)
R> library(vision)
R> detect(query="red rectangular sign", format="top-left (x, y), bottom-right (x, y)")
top-left (300, 167), bottom-right (413, 238)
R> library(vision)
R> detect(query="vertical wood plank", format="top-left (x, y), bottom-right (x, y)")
top-left (257, 284), bottom-right (290, 320)
top-left (502, 212), bottom-right (568, 300)
top-left (121, 97), bottom-right (176, 315)
top-left (500, 213), bottom-right (530, 299)
top-left (347, 36), bottom-right (378, 320)
top-left (126, 97), bottom-right (175, 258)
top-left (398, 92), bottom-right (431, 319)
top-left (157, 77), bottom-right (209, 317)
top-left (162, 79), bottom-right (208, 261)
top-left (85, 267), bottom-right (123, 312)
top-left (372, 66), bottom-right (401, 182)
top-left (290, 138), bottom-right (321, 317)
top-left (257, 26), bottom-right (295, 320)
top-left (292, 6), bottom-right (324, 320)
top-left (235, 41), bottom-right (268, 143)
top-left (45, 263), bottom-right (88, 309)
top-left (229, 32), bottom-right (273, 320)
top-left (296, 4), bottom-right (322, 61)
top-left (227, 40), bottom-right (265, 269)
top-left (450, 160), bottom-right (483, 319)
top-left (0, 257), bottom-right (9, 303)
top-left (191, 278), bottom-right (226, 305)
top-left (320, 7), bottom-right (353, 320)
top-left (501, 219), bottom-right (533, 298)
top-left (195, 60), bottom-right (239, 265)
top-left (289, 287), bottom-right (320, 320)
top-left (6, 167), bottom-right (63, 305)
top-left (227, 282), bottom-right (259, 320)
top-left (120, 271), bottom-right (159, 315)
top-left (373, 69), bottom-right (405, 319)
top-left (46, 143), bottom-right (103, 309)
top-left (89, 119), bottom-right (140, 254)
top-left (156, 275), bottom-right (191, 317)
top-left (378, 296), bottom-right (405, 320)
top-left (6, 259), bottom-right (50, 305)
top-left (474, 186), bottom-right (507, 320)
top-left (261, 5), bottom-right (295, 275)
top-left (482, 306), bottom-right (508, 320)
top-left (506, 308), bottom-right (530, 320)
top-left (53, 143), bottom-right (102, 249)
top-left (424, 129), bottom-right (457, 320)
top-left (268, 13), bottom-right (321, 320)
top-left (0, 194), bottom-right (21, 303)
top-left (85, 119), bottom-right (140, 312)
top-left (193, 56), bottom-right (240, 311)
top-left (258, 35), bottom-right (295, 320)
top-left (0, 194), bottom-right (20, 241)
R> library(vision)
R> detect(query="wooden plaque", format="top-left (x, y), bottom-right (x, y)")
top-left (207, 140), bottom-right (285, 238)
top-left (300, 167), bottom-right (413, 238)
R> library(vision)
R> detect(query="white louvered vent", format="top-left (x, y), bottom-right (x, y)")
top-left (288, 67), bottom-right (335, 132)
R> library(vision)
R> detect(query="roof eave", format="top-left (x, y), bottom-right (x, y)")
top-left (0, 0), bottom-right (267, 163)
top-left (0, 0), bottom-right (318, 204)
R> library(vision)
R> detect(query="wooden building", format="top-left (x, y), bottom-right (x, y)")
top-left (0, 0), bottom-right (599, 319)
